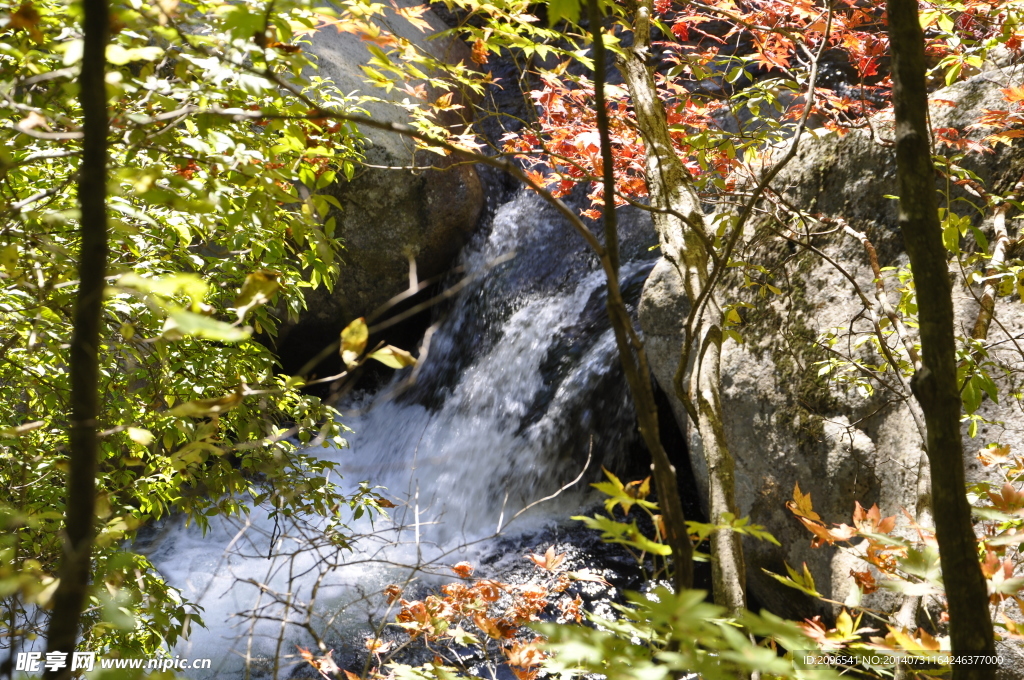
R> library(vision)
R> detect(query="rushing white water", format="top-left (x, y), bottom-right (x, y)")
top-left (144, 190), bottom-right (656, 678)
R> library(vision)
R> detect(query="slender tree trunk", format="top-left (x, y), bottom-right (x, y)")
top-left (886, 1), bottom-right (995, 677)
top-left (617, 0), bottom-right (745, 614)
top-left (43, 1), bottom-right (109, 677)
top-left (586, 0), bottom-right (694, 593)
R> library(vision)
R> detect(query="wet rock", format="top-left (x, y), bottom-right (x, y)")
top-left (279, 1), bottom-right (485, 349)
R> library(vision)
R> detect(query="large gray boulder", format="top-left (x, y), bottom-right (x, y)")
top-left (287, 3), bottom-right (483, 340)
top-left (640, 69), bottom-right (1024, 632)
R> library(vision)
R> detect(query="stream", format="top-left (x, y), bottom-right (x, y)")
top-left (141, 187), bottom-right (680, 678)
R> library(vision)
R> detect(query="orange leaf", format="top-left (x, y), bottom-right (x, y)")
top-left (473, 613), bottom-right (505, 639)
top-left (979, 444), bottom-right (1012, 466)
top-left (296, 647), bottom-right (342, 680)
top-left (787, 482), bottom-right (821, 521)
top-left (982, 550), bottom-right (1001, 578)
top-left (384, 584), bottom-right (402, 604)
top-left (795, 515), bottom-right (836, 548)
top-left (452, 561), bottom-right (474, 578)
top-left (1002, 85), bottom-right (1024, 103)
top-left (850, 569), bottom-right (878, 594)
top-left (472, 580), bottom-right (502, 602)
top-left (393, 1), bottom-right (433, 32)
top-left (852, 501), bottom-right (895, 534)
top-left (828, 524), bottom-right (858, 542)
top-left (8, 2), bottom-right (42, 40)
top-left (526, 546), bottom-right (566, 572)
top-left (471, 39), bottom-right (489, 65)
top-left (989, 483), bottom-right (1024, 513)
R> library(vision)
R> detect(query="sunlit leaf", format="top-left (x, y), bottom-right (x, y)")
top-left (0, 421), bottom-right (44, 437)
top-left (163, 309), bottom-right (251, 342)
top-left (547, 0), bottom-right (580, 25)
top-left (168, 389), bottom-right (243, 417)
top-left (341, 317), bottom-right (369, 367)
top-left (368, 345), bottom-right (416, 369)
top-left (234, 270), bottom-right (282, 321)
top-left (127, 427), bottom-right (153, 445)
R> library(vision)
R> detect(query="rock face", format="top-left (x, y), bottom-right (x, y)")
top-left (639, 69), bottom-right (1024, 633)
top-left (283, 2), bottom-right (484, 347)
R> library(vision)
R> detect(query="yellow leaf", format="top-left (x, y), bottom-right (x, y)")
top-left (169, 389), bottom-right (243, 417)
top-left (341, 317), bottom-right (368, 367)
top-left (787, 482), bottom-right (820, 521)
top-left (368, 345), bottom-right (416, 369)
top-left (0, 421), bottom-right (44, 437)
top-left (127, 427), bottom-right (153, 445)
top-left (234, 270), bottom-right (282, 321)
top-left (600, 466), bottom-right (625, 492)
top-left (394, 3), bottom-right (433, 32)
top-left (0, 244), bottom-right (17, 274)
top-left (836, 609), bottom-right (854, 638)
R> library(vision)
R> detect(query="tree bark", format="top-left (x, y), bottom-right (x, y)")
top-left (587, 0), bottom-right (694, 593)
top-left (886, 1), bottom-right (995, 677)
top-left (617, 0), bottom-right (745, 614)
top-left (43, 1), bottom-right (109, 677)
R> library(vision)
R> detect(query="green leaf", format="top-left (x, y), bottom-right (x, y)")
top-left (574, 514), bottom-right (672, 555)
top-left (0, 244), bottom-right (18, 273)
top-left (762, 562), bottom-right (820, 597)
top-left (163, 309), bottom-right (251, 342)
top-left (548, 0), bottom-right (580, 25)
top-left (116, 272), bottom-right (209, 310)
top-left (449, 625), bottom-right (480, 646)
top-left (899, 545), bottom-right (942, 582)
top-left (962, 375), bottom-right (982, 414)
top-left (942, 222), bottom-right (960, 253)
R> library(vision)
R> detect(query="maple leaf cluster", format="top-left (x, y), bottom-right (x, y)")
top-left (785, 442), bottom-right (1024, 656)
top-left (300, 549), bottom-right (602, 680)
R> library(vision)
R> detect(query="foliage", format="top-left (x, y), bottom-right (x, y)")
top-left (5, 0), bottom-right (1024, 672)
top-left (774, 454), bottom-right (1024, 678)
top-left (574, 467), bottom-right (777, 584)
top-left (0, 0), bottom-right (400, 661)
top-left (256, 0), bottom-right (1024, 676)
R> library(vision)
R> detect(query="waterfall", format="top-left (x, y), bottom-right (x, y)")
top-left (143, 188), bottom-right (657, 678)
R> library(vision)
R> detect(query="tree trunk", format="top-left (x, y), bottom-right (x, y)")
top-left (886, 1), bottom-right (995, 677)
top-left (617, 0), bottom-right (746, 615)
top-left (43, 1), bottom-right (109, 677)
top-left (586, 0), bottom-right (694, 593)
